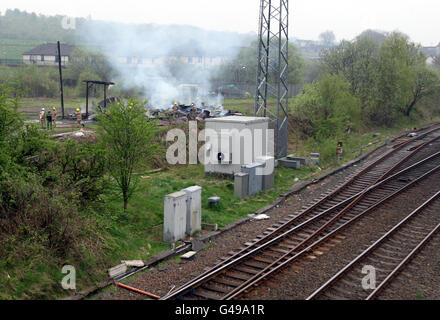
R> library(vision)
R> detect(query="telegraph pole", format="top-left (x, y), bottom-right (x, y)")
top-left (57, 41), bottom-right (65, 119)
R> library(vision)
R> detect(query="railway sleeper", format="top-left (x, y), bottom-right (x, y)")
top-left (268, 247), bottom-right (290, 254)
top-left (225, 270), bottom-right (254, 281)
top-left (234, 265), bottom-right (261, 275)
top-left (253, 255), bottom-right (277, 264)
top-left (371, 251), bottom-right (409, 263)
top-left (213, 276), bottom-right (244, 288)
top-left (202, 282), bottom-right (231, 294)
top-left (325, 286), bottom-right (355, 299)
top-left (242, 260), bottom-right (269, 270)
top-left (261, 251), bottom-right (283, 259)
top-left (192, 288), bottom-right (223, 300)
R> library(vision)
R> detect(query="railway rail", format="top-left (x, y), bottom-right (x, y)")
top-left (161, 126), bottom-right (440, 300)
top-left (307, 190), bottom-right (440, 300)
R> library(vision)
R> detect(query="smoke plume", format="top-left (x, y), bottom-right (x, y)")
top-left (76, 20), bottom-right (253, 109)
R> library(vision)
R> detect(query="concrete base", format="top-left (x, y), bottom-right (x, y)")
top-left (279, 158), bottom-right (301, 169)
top-left (287, 154), bottom-right (308, 166)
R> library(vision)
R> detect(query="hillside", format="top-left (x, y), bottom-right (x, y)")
top-left (0, 9), bottom-right (254, 60)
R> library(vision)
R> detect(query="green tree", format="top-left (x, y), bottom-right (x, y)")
top-left (403, 66), bottom-right (440, 116)
top-left (0, 84), bottom-right (21, 144)
top-left (356, 29), bottom-right (388, 45)
top-left (320, 37), bottom-right (379, 110)
top-left (76, 70), bottom-right (102, 97)
top-left (96, 99), bottom-right (160, 211)
top-left (68, 48), bottom-right (115, 84)
top-left (321, 31), bottom-right (438, 125)
top-left (213, 40), bottom-right (305, 86)
top-left (319, 30), bottom-right (336, 47)
top-left (433, 54), bottom-right (440, 69)
top-left (375, 32), bottom-right (427, 122)
top-left (292, 74), bottom-right (361, 139)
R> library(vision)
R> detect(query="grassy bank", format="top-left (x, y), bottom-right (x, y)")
top-left (2, 97), bottom-right (437, 300)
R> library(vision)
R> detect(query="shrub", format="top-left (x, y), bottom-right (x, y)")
top-left (291, 74), bottom-right (361, 140)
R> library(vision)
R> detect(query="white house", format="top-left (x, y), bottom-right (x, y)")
top-left (22, 43), bottom-right (75, 66)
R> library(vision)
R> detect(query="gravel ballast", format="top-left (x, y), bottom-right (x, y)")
top-left (93, 126), bottom-right (440, 300)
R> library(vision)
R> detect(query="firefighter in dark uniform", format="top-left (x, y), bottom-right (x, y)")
top-left (46, 109), bottom-right (53, 130)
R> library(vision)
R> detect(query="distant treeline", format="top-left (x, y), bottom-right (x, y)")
top-left (0, 9), bottom-right (78, 42)
top-left (0, 8), bottom-right (253, 51)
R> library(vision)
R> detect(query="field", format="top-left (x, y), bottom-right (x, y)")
top-left (0, 39), bottom-right (45, 60)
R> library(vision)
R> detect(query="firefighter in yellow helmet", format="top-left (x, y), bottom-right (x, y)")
top-left (52, 107), bottom-right (57, 128)
top-left (173, 102), bottom-right (179, 120)
top-left (75, 108), bottom-right (82, 128)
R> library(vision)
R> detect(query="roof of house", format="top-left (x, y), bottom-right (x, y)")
top-left (23, 43), bottom-right (76, 56)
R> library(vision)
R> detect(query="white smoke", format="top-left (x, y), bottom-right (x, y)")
top-left (76, 20), bottom-right (253, 109)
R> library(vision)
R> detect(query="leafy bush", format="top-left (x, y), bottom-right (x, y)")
top-left (321, 32), bottom-right (440, 126)
top-left (291, 74), bottom-right (361, 140)
top-left (0, 66), bottom-right (59, 98)
top-left (0, 84), bottom-right (112, 298)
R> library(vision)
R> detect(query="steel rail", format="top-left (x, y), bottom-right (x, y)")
top-left (307, 190), bottom-right (440, 300)
top-left (162, 151), bottom-right (440, 300)
top-left (376, 133), bottom-right (440, 182)
top-left (224, 162), bottom-right (440, 299)
top-left (161, 127), bottom-right (440, 300)
top-left (366, 195), bottom-right (440, 300)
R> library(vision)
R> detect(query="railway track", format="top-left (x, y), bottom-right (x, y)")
top-left (161, 127), bottom-right (440, 300)
top-left (307, 190), bottom-right (440, 300)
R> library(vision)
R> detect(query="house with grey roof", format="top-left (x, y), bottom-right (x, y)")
top-left (22, 43), bottom-right (76, 66)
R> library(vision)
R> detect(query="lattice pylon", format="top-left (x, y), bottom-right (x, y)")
top-left (255, 0), bottom-right (289, 158)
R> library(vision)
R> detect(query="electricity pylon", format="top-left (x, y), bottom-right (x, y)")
top-left (255, 0), bottom-right (289, 158)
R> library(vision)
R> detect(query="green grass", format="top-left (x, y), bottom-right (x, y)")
top-left (113, 164), bottom-right (316, 230)
top-left (5, 96), bottom-right (439, 299)
top-left (20, 97), bottom-right (86, 120)
top-left (0, 39), bottom-right (46, 60)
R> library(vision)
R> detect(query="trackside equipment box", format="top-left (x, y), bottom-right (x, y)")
top-left (182, 186), bottom-right (202, 236)
top-left (163, 191), bottom-right (187, 243)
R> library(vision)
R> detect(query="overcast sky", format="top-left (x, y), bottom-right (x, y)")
top-left (1, 0), bottom-right (439, 46)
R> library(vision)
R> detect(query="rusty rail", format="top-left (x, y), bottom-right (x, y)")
top-left (307, 190), bottom-right (440, 300)
top-left (162, 147), bottom-right (440, 300)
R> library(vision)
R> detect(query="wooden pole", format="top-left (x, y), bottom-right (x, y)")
top-left (104, 84), bottom-right (107, 108)
top-left (57, 41), bottom-right (65, 119)
top-left (86, 82), bottom-right (89, 119)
